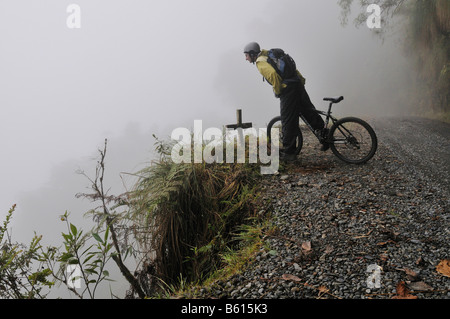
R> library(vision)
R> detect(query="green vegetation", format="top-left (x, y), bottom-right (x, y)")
top-left (0, 136), bottom-right (274, 299)
top-left (128, 136), bottom-right (265, 293)
top-left (0, 205), bottom-right (114, 299)
top-left (0, 205), bottom-right (53, 298)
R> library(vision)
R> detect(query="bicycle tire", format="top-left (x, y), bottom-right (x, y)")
top-left (329, 117), bottom-right (377, 164)
top-left (267, 116), bottom-right (303, 155)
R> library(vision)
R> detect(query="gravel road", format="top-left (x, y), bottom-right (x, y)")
top-left (197, 116), bottom-right (450, 299)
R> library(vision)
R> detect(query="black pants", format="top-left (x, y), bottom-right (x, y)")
top-left (279, 82), bottom-right (325, 154)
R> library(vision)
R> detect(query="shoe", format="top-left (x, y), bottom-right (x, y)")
top-left (318, 128), bottom-right (330, 151)
top-left (320, 142), bottom-right (330, 152)
top-left (280, 152), bottom-right (297, 162)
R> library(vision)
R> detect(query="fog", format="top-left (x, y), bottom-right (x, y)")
top-left (0, 0), bottom-right (413, 298)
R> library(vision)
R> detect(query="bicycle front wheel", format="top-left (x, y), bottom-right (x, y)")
top-left (267, 116), bottom-right (303, 155)
top-left (329, 117), bottom-right (377, 164)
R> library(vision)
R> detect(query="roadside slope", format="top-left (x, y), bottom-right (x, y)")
top-left (196, 116), bottom-right (450, 299)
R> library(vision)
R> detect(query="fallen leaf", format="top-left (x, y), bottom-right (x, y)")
top-left (317, 285), bottom-right (329, 298)
top-left (281, 274), bottom-right (301, 282)
top-left (436, 259), bottom-right (450, 277)
top-left (392, 281), bottom-right (417, 299)
top-left (324, 245), bottom-right (333, 254)
top-left (415, 257), bottom-right (425, 266)
top-left (408, 281), bottom-right (433, 291)
top-left (403, 268), bottom-right (419, 280)
top-left (318, 285), bottom-right (329, 293)
top-left (301, 241), bottom-right (311, 252)
top-left (268, 250), bottom-right (278, 256)
top-left (376, 241), bottom-right (389, 247)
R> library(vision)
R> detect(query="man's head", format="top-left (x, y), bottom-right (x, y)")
top-left (244, 42), bottom-right (260, 64)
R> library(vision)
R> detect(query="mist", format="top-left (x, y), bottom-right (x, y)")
top-left (0, 0), bottom-right (414, 298)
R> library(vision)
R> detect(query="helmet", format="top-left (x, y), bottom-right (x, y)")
top-left (244, 42), bottom-right (261, 55)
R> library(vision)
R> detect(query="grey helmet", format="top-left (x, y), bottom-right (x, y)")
top-left (244, 42), bottom-right (261, 55)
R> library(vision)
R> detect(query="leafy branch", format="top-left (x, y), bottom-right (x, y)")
top-left (75, 139), bottom-right (146, 298)
top-left (0, 205), bottom-right (54, 299)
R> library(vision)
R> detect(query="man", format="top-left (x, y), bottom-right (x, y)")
top-left (244, 42), bottom-right (327, 161)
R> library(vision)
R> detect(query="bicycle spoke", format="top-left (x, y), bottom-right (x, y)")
top-left (330, 118), bottom-right (377, 164)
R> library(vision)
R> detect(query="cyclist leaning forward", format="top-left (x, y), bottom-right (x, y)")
top-left (243, 42), bottom-right (328, 161)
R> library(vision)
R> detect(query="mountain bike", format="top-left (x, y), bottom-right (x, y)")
top-left (267, 96), bottom-right (378, 164)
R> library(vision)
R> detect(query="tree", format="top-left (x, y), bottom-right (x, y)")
top-left (1, 140), bottom-right (149, 299)
top-left (339, 0), bottom-right (449, 113)
top-left (338, 0), bottom-right (407, 30)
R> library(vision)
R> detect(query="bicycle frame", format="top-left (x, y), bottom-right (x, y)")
top-left (303, 102), bottom-right (366, 150)
top-left (268, 96), bottom-right (378, 163)
top-left (299, 101), bottom-right (338, 143)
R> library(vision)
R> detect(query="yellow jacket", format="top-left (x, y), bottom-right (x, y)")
top-left (256, 49), bottom-right (306, 96)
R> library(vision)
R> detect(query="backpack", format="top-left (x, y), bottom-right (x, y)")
top-left (266, 48), bottom-right (298, 82)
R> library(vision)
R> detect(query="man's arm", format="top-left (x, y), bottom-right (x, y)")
top-left (256, 58), bottom-right (285, 96)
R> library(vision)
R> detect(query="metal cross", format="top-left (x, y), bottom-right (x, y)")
top-left (225, 109), bottom-right (252, 147)
top-left (225, 109), bottom-right (252, 130)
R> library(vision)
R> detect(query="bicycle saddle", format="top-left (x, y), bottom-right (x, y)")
top-left (323, 96), bottom-right (344, 103)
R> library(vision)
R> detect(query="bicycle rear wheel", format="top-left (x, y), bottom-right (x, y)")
top-left (267, 116), bottom-right (303, 155)
top-left (329, 117), bottom-right (377, 164)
